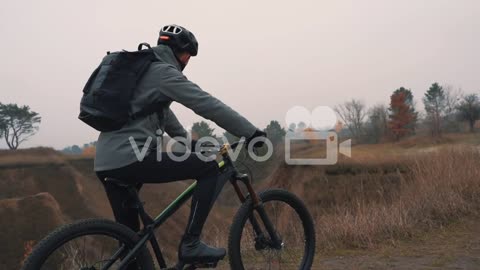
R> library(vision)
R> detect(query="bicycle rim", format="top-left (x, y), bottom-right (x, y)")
top-left (231, 190), bottom-right (315, 270)
top-left (38, 234), bottom-right (135, 269)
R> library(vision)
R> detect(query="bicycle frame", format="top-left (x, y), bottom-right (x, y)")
top-left (108, 144), bottom-right (281, 270)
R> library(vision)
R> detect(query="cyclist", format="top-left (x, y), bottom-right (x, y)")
top-left (94, 24), bottom-right (266, 266)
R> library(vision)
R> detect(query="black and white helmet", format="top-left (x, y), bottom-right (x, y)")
top-left (157, 24), bottom-right (199, 56)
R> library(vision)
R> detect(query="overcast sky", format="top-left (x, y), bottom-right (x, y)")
top-left (1, 0), bottom-right (479, 149)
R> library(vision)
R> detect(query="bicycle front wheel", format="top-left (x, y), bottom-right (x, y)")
top-left (21, 218), bottom-right (155, 270)
top-left (228, 189), bottom-right (316, 270)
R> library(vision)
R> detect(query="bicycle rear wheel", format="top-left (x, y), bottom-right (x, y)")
top-left (228, 189), bottom-right (315, 270)
top-left (21, 218), bottom-right (155, 270)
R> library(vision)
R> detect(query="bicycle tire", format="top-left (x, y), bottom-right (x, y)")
top-left (21, 218), bottom-right (155, 270)
top-left (228, 189), bottom-right (316, 270)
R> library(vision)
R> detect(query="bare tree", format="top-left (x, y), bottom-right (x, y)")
top-left (444, 85), bottom-right (462, 114)
top-left (334, 99), bottom-right (366, 141)
top-left (443, 85), bottom-right (463, 132)
top-left (457, 94), bottom-right (480, 132)
top-left (365, 104), bottom-right (389, 143)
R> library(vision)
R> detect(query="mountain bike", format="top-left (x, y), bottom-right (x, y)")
top-left (21, 141), bottom-right (316, 269)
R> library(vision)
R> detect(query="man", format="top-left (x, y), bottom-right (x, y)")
top-left (94, 24), bottom-right (266, 265)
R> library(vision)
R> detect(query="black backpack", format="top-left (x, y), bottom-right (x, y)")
top-left (78, 43), bottom-right (158, 132)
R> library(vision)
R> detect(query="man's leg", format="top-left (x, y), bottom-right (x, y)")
top-left (97, 151), bottom-right (226, 263)
top-left (96, 175), bottom-right (141, 232)
top-left (184, 162), bottom-right (219, 237)
top-left (177, 163), bottom-right (227, 264)
top-left (96, 173), bottom-right (142, 270)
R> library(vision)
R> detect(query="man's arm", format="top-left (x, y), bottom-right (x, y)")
top-left (157, 66), bottom-right (257, 139)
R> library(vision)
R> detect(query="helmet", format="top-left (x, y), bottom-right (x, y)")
top-left (157, 24), bottom-right (198, 56)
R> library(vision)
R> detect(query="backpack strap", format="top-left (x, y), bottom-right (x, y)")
top-left (138, 43), bottom-right (152, 50)
top-left (130, 104), bottom-right (167, 136)
top-left (130, 106), bottom-right (157, 120)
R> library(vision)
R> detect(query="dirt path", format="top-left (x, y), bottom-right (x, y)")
top-left (315, 216), bottom-right (480, 269)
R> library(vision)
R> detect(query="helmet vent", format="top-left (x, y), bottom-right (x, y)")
top-left (162, 25), bottom-right (182, 35)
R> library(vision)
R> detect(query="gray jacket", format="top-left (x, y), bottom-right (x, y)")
top-left (94, 45), bottom-right (257, 171)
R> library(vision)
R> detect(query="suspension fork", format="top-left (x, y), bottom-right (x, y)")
top-left (220, 143), bottom-right (283, 249)
top-left (231, 174), bottom-right (283, 249)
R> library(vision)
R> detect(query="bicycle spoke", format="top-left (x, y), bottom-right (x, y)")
top-left (239, 199), bottom-right (307, 269)
top-left (37, 234), bottom-right (129, 270)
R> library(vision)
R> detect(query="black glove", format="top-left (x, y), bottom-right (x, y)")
top-left (247, 129), bottom-right (267, 148)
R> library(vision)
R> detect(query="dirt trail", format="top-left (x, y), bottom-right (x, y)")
top-left (316, 216), bottom-right (480, 269)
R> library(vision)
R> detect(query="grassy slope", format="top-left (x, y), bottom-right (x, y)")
top-left (0, 193), bottom-right (65, 269)
top-left (1, 133), bottom-right (479, 269)
top-left (0, 148), bottom-right (231, 266)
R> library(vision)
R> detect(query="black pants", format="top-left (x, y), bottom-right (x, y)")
top-left (96, 151), bottom-right (221, 238)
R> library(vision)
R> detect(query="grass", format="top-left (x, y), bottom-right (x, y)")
top-left (2, 134), bottom-right (480, 268)
top-left (229, 133), bottom-right (480, 254)
top-left (0, 147), bottom-right (65, 167)
top-left (314, 145), bottom-right (480, 251)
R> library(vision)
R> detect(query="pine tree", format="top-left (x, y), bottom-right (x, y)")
top-left (191, 121), bottom-right (215, 139)
top-left (264, 120), bottom-right (286, 145)
top-left (423, 82), bottom-right (446, 137)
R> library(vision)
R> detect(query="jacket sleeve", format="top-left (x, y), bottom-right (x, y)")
top-left (157, 66), bottom-right (257, 139)
top-left (164, 108), bottom-right (188, 139)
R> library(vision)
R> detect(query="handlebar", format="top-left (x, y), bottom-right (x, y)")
top-left (197, 140), bottom-right (244, 151)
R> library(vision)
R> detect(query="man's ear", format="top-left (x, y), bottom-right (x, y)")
top-left (178, 52), bottom-right (191, 64)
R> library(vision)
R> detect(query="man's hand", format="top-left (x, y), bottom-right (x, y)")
top-left (247, 129), bottom-right (267, 148)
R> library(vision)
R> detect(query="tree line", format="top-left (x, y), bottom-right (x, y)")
top-left (334, 83), bottom-right (480, 143)
top-left (62, 121), bottom-right (287, 155)
top-left (190, 120), bottom-right (286, 146)
top-left (4, 82), bottom-right (478, 151)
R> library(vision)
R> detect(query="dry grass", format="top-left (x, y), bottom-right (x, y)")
top-left (2, 138), bottom-right (480, 268)
top-left (0, 147), bottom-right (69, 168)
top-left (315, 146), bottom-right (480, 250)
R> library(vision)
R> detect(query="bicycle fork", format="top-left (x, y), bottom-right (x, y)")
top-left (232, 173), bottom-right (283, 249)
